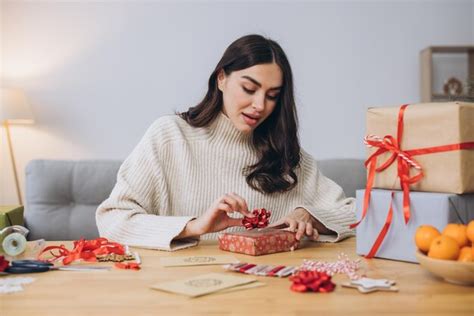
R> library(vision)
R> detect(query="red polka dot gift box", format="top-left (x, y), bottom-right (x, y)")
top-left (218, 228), bottom-right (299, 256)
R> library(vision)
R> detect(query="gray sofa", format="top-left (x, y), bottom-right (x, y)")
top-left (24, 159), bottom-right (366, 241)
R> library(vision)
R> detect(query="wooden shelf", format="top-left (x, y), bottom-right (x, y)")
top-left (420, 46), bottom-right (474, 102)
top-left (422, 46), bottom-right (474, 54)
top-left (431, 94), bottom-right (474, 102)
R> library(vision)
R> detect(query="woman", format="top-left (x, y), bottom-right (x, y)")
top-left (96, 34), bottom-right (355, 251)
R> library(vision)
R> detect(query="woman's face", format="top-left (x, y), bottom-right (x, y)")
top-left (217, 63), bottom-right (283, 133)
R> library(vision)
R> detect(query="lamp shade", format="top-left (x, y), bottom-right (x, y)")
top-left (0, 88), bottom-right (35, 124)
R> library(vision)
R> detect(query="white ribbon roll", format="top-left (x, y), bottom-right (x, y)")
top-left (0, 225), bottom-right (30, 256)
top-left (2, 232), bottom-right (27, 256)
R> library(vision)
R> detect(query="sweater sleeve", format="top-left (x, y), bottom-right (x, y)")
top-left (96, 120), bottom-right (199, 251)
top-left (294, 151), bottom-right (357, 242)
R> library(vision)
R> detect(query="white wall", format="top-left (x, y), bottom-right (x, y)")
top-left (1, 0), bottom-right (473, 204)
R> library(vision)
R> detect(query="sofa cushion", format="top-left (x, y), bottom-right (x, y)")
top-left (318, 158), bottom-right (366, 198)
top-left (25, 160), bottom-right (121, 240)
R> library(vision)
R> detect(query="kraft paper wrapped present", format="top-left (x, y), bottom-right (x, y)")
top-left (366, 102), bottom-right (474, 194)
top-left (218, 228), bottom-right (299, 256)
top-left (355, 189), bottom-right (474, 263)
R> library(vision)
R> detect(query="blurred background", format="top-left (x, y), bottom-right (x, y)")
top-left (1, 0), bottom-right (473, 204)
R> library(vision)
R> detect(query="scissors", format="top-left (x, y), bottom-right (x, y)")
top-left (2, 260), bottom-right (111, 274)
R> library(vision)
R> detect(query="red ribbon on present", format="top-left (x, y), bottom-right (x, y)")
top-left (38, 237), bottom-right (126, 265)
top-left (351, 104), bottom-right (474, 258)
top-left (242, 208), bottom-right (271, 230)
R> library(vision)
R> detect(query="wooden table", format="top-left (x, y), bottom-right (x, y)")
top-left (1, 238), bottom-right (473, 316)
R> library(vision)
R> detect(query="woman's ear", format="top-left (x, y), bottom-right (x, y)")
top-left (217, 69), bottom-right (226, 92)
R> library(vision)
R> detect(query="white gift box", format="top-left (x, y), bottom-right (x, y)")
top-left (355, 189), bottom-right (474, 263)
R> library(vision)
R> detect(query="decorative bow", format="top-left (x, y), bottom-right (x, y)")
top-left (289, 271), bottom-right (335, 293)
top-left (242, 208), bottom-right (271, 230)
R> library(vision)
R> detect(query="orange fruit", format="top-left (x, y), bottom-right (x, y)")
top-left (415, 225), bottom-right (441, 253)
top-left (428, 235), bottom-right (460, 260)
top-left (442, 223), bottom-right (468, 247)
top-left (467, 220), bottom-right (474, 243)
top-left (458, 246), bottom-right (473, 262)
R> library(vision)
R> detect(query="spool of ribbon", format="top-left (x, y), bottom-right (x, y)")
top-left (0, 225), bottom-right (30, 257)
top-left (351, 104), bottom-right (474, 258)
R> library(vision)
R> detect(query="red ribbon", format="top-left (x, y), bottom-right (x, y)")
top-left (242, 208), bottom-right (271, 230)
top-left (0, 256), bottom-right (9, 272)
top-left (38, 238), bottom-right (126, 265)
top-left (114, 262), bottom-right (141, 270)
top-left (289, 271), bottom-right (335, 293)
top-left (351, 104), bottom-right (474, 258)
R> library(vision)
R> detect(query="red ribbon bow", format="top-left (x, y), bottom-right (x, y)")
top-left (351, 104), bottom-right (474, 258)
top-left (242, 208), bottom-right (271, 230)
top-left (289, 271), bottom-right (335, 293)
top-left (38, 237), bottom-right (126, 265)
top-left (0, 256), bottom-right (9, 272)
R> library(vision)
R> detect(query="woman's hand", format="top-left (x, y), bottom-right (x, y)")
top-left (269, 207), bottom-right (334, 241)
top-left (176, 193), bottom-right (253, 239)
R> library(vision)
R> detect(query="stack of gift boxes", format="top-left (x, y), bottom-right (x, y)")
top-left (355, 102), bottom-right (474, 263)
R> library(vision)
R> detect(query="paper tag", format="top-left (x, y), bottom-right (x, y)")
top-left (151, 273), bottom-right (256, 297)
top-left (160, 255), bottom-right (239, 267)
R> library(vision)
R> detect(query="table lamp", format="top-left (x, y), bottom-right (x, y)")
top-left (0, 88), bottom-right (35, 205)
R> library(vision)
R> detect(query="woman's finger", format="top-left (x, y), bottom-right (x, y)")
top-left (285, 218), bottom-right (297, 232)
top-left (228, 192), bottom-right (251, 216)
top-left (222, 194), bottom-right (239, 212)
top-left (311, 228), bottom-right (320, 241)
top-left (306, 222), bottom-right (314, 236)
top-left (296, 221), bottom-right (306, 241)
top-left (226, 217), bottom-right (243, 227)
top-left (217, 202), bottom-right (233, 213)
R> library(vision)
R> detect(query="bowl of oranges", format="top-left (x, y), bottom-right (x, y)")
top-left (415, 220), bottom-right (474, 286)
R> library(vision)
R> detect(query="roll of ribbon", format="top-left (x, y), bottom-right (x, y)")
top-left (0, 225), bottom-right (29, 256)
top-left (2, 232), bottom-right (28, 256)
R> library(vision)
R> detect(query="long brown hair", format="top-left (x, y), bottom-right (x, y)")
top-left (180, 34), bottom-right (300, 194)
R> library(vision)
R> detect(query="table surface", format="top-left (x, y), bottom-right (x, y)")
top-left (1, 237), bottom-right (473, 316)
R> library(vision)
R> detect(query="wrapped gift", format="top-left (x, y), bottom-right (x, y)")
top-left (218, 228), bottom-right (299, 256)
top-left (0, 206), bottom-right (24, 230)
top-left (366, 102), bottom-right (474, 194)
top-left (355, 189), bottom-right (474, 263)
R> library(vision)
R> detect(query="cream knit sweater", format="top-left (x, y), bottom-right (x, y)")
top-left (96, 112), bottom-right (356, 251)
